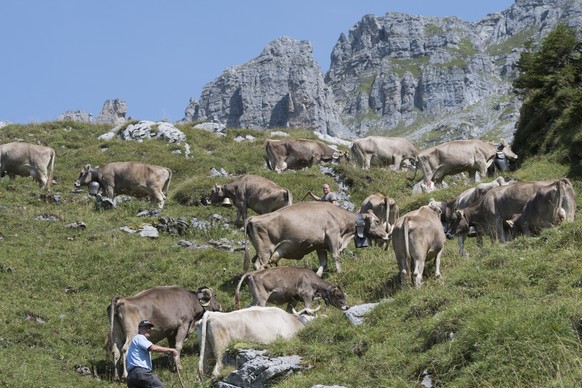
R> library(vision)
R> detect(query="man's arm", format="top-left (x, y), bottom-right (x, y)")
top-left (307, 190), bottom-right (320, 200)
top-left (149, 344), bottom-right (178, 356)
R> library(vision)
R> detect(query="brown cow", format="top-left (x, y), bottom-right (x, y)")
top-left (429, 176), bottom-right (517, 255)
top-left (197, 306), bottom-right (315, 379)
top-left (446, 179), bottom-right (574, 244)
top-left (106, 286), bottom-right (221, 380)
top-left (412, 139), bottom-right (518, 186)
top-left (206, 174), bottom-right (292, 225)
top-left (0, 142), bottom-right (55, 190)
top-left (244, 201), bottom-right (390, 277)
top-left (391, 205), bottom-right (445, 287)
top-left (265, 139), bottom-right (349, 173)
top-left (74, 162), bottom-right (172, 208)
top-left (350, 136), bottom-right (419, 170)
top-left (358, 193), bottom-right (399, 249)
top-left (508, 179), bottom-right (574, 237)
top-left (234, 266), bottom-right (349, 312)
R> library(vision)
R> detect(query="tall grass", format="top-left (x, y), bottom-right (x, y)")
top-left (0, 121), bottom-right (580, 387)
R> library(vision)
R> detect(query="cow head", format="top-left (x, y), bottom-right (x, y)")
top-left (74, 164), bottom-right (99, 188)
top-left (446, 209), bottom-right (470, 240)
top-left (332, 151), bottom-right (350, 165)
top-left (207, 184), bottom-right (227, 206)
top-left (196, 286), bottom-right (221, 312)
top-left (497, 139), bottom-right (518, 161)
top-left (323, 286), bottom-right (349, 311)
top-left (362, 210), bottom-right (391, 241)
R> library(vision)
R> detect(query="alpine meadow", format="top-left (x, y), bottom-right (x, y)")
top-left (1, 24), bottom-right (582, 388)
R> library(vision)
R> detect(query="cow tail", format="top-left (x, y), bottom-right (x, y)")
top-left (403, 217), bottom-right (411, 270)
top-left (163, 168), bottom-right (172, 196)
top-left (47, 148), bottom-right (55, 192)
top-left (265, 141), bottom-right (274, 171)
top-left (197, 312), bottom-right (209, 379)
top-left (243, 217), bottom-right (251, 272)
top-left (234, 272), bottom-right (251, 309)
top-left (284, 189), bottom-right (293, 206)
top-left (554, 180), bottom-right (564, 223)
top-left (106, 296), bottom-right (120, 356)
top-left (384, 196), bottom-right (390, 234)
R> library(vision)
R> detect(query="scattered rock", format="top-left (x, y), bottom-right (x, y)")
top-left (218, 349), bottom-right (304, 388)
top-left (343, 301), bottom-right (392, 326)
top-left (65, 221), bottom-right (86, 229)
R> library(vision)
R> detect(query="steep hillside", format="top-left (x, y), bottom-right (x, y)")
top-left (0, 121), bottom-right (580, 387)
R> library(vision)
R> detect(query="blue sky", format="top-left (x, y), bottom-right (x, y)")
top-left (1, 1), bottom-right (514, 124)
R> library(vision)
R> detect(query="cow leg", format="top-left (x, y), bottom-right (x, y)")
top-left (364, 155), bottom-right (372, 169)
top-left (434, 250), bottom-right (443, 279)
top-left (121, 339), bottom-right (130, 379)
top-left (104, 185), bottom-right (115, 201)
top-left (468, 170), bottom-right (478, 182)
top-left (393, 155), bottom-right (403, 171)
top-left (111, 343), bottom-right (122, 381)
top-left (169, 330), bottom-right (186, 371)
top-left (413, 258), bottom-right (425, 288)
top-left (457, 235), bottom-right (466, 256)
top-left (398, 257), bottom-right (411, 287)
top-left (150, 189), bottom-right (166, 209)
top-left (495, 219), bottom-right (507, 243)
top-left (315, 250), bottom-right (329, 277)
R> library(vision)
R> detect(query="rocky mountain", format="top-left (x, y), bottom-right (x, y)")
top-left (182, 0), bottom-right (582, 145)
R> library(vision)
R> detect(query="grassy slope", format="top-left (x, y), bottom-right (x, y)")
top-left (0, 122), bottom-right (580, 387)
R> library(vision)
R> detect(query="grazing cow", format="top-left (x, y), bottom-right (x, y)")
top-left (412, 139), bottom-right (518, 187)
top-left (392, 205), bottom-right (445, 287)
top-left (507, 179), bottom-right (572, 237)
top-left (197, 306), bottom-right (315, 379)
top-left (350, 136), bottom-right (419, 170)
top-left (446, 179), bottom-right (574, 244)
top-left (0, 142), bottom-right (55, 190)
top-left (206, 174), bottom-right (292, 226)
top-left (429, 176), bottom-right (517, 255)
top-left (74, 162), bottom-right (172, 208)
top-left (265, 139), bottom-right (349, 173)
top-left (358, 193), bottom-right (399, 249)
top-left (244, 201), bottom-right (390, 277)
top-left (234, 266), bottom-right (349, 312)
top-left (106, 286), bottom-right (221, 380)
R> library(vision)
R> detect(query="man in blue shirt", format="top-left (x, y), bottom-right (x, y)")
top-left (126, 320), bottom-right (178, 388)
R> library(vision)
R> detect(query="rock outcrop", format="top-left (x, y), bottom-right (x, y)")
top-left (183, 37), bottom-right (349, 137)
top-left (95, 99), bottom-right (128, 125)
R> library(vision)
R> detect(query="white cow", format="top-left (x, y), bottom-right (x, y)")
top-left (197, 306), bottom-right (314, 379)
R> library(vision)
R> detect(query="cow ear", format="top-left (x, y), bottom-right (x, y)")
top-left (83, 164), bottom-right (91, 171)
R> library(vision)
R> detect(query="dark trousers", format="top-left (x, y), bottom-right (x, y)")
top-left (126, 367), bottom-right (165, 388)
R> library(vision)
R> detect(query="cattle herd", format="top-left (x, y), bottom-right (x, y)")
top-left (0, 136), bottom-right (577, 382)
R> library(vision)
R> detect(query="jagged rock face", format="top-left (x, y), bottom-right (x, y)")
top-left (183, 0), bottom-right (582, 144)
top-left (95, 99), bottom-right (127, 125)
top-left (327, 0), bottom-right (582, 142)
top-left (183, 37), bottom-right (349, 137)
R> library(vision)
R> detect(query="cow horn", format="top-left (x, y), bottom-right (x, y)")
top-left (198, 287), bottom-right (213, 307)
top-left (293, 305), bottom-right (321, 316)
